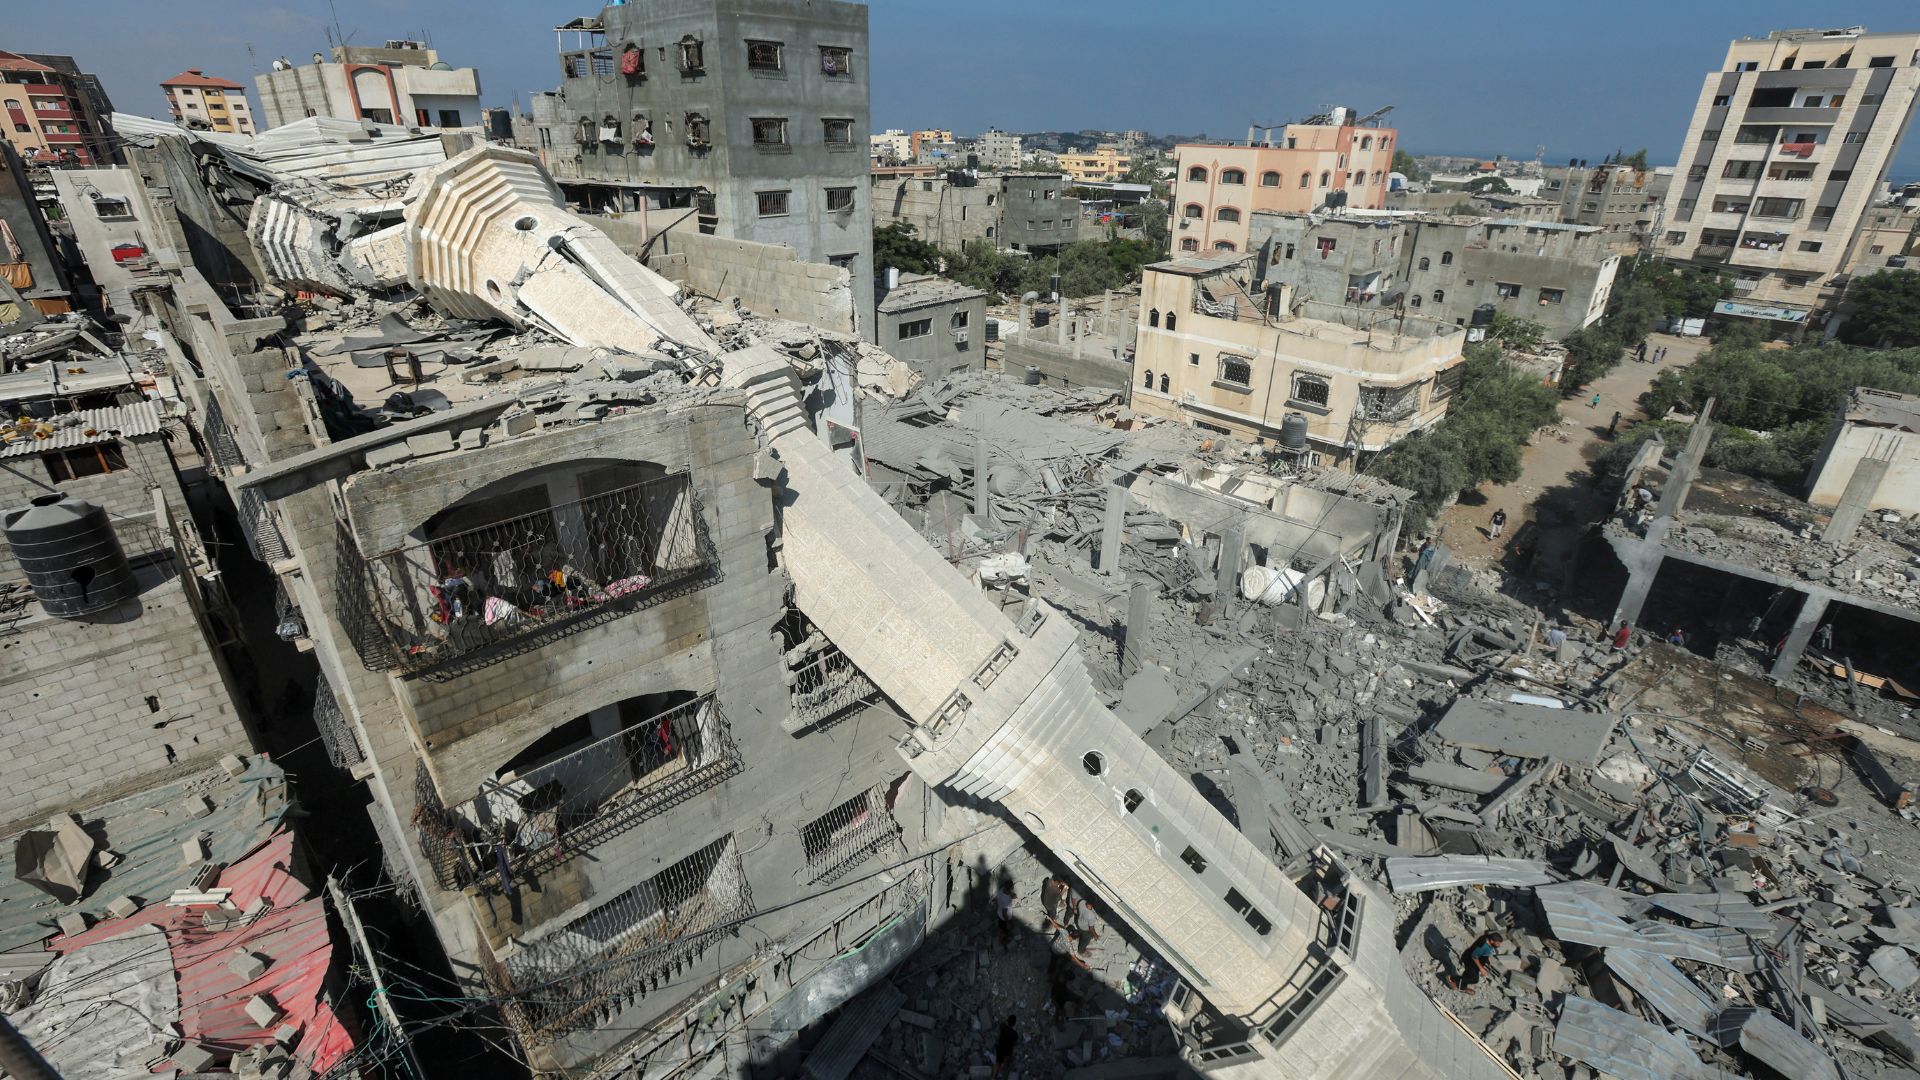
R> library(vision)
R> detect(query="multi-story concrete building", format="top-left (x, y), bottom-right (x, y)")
top-left (0, 50), bottom-right (115, 165)
top-left (1845, 200), bottom-right (1920, 272)
top-left (529, 1), bottom-right (875, 329)
top-left (974, 127), bottom-right (1021, 170)
top-left (0, 141), bottom-right (71, 315)
top-left (1659, 26), bottom-right (1920, 330)
top-left (160, 70), bottom-right (256, 135)
top-left (874, 272), bottom-right (985, 378)
top-left (870, 127), bottom-right (910, 163)
top-left (1130, 254), bottom-right (1465, 465)
top-left (870, 171), bottom-right (1085, 252)
top-left (255, 41), bottom-right (482, 130)
top-left (1172, 112), bottom-right (1397, 255)
top-left (1059, 146), bottom-right (1131, 182)
top-left (1541, 162), bottom-right (1661, 241)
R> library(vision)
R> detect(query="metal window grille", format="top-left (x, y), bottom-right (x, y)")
top-left (486, 834), bottom-right (752, 1044)
top-left (746, 41), bottom-right (783, 71)
top-left (801, 785), bottom-right (901, 885)
top-left (1358, 383), bottom-right (1421, 422)
top-left (786, 643), bottom-right (876, 729)
top-left (354, 471), bottom-right (717, 676)
top-left (237, 488), bottom-right (290, 563)
top-left (311, 674), bottom-right (365, 769)
top-left (201, 395), bottom-right (246, 471)
top-left (272, 577), bottom-right (305, 641)
top-left (446, 693), bottom-right (741, 889)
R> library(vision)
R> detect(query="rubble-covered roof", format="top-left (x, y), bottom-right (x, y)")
top-left (875, 274), bottom-right (986, 314)
top-left (1845, 386), bottom-right (1920, 431)
top-left (0, 400), bottom-right (163, 459)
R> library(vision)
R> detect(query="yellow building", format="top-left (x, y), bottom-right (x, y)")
top-left (1130, 254), bottom-right (1465, 466)
top-left (1059, 147), bottom-right (1132, 183)
top-left (161, 70), bottom-right (256, 135)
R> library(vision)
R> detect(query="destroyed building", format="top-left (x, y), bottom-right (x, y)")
top-left (33, 88), bottom-right (1920, 1080)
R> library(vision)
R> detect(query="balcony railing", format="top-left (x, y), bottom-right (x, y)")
top-left (417, 694), bottom-right (741, 892)
top-left (482, 834), bottom-right (753, 1045)
top-left (801, 784), bottom-right (902, 885)
top-left (356, 471), bottom-right (717, 677)
top-left (786, 643), bottom-right (877, 730)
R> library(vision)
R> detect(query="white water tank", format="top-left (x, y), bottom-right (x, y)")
top-left (1240, 564), bottom-right (1325, 610)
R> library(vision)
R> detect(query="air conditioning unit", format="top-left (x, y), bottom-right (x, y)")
top-left (952, 328), bottom-right (969, 344)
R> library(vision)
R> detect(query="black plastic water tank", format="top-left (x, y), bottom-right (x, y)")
top-left (1279, 412), bottom-right (1309, 450)
top-left (3, 494), bottom-right (138, 617)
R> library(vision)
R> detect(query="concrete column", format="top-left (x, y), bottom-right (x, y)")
top-left (1100, 289), bottom-right (1114, 337)
top-left (1017, 298), bottom-right (1030, 341)
top-left (1072, 318), bottom-right (1085, 360)
top-left (1210, 524), bottom-right (1245, 624)
top-left (1096, 483), bottom-right (1128, 573)
top-left (1610, 553), bottom-right (1663, 631)
top-left (973, 423), bottom-right (991, 520)
top-left (1123, 581), bottom-right (1152, 677)
top-left (1770, 591), bottom-right (1832, 680)
top-left (1823, 454), bottom-right (1890, 546)
top-left (1656, 397), bottom-right (1715, 522)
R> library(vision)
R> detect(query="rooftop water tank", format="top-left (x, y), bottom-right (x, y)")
top-left (3, 494), bottom-right (138, 618)
top-left (1279, 412), bottom-right (1309, 450)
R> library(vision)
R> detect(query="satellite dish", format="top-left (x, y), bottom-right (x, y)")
top-left (272, 58), bottom-right (290, 71)
top-left (312, 52), bottom-right (325, 64)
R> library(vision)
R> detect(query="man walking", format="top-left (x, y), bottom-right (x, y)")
top-left (1040, 874), bottom-right (1069, 930)
top-left (1608, 410), bottom-right (1622, 437)
top-left (993, 881), bottom-right (1017, 948)
top-left (1489, 509), bottom-right (1508, 540)
top-left (1447, 932), bottom-right (1505, 993)
top-left (1815, 623), bottom-right (1835, 654)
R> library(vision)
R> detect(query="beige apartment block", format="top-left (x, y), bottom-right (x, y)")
top-left (255, 41), bottom-right (481, 130)
top-left (1060, 146), bottom-right (1132, 182)
top-left (1130, 255), bottom-right (1465, 466)
top-left (1658, 26), bottom-right (1920, 330)
top-left (161, 70), bottom-right (256, 135)
top-left (1173, 116), bottom-right (1396, 256)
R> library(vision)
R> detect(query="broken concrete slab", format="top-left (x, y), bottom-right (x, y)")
top-left (1385, 856), bottom-right (1556, 894)
top-left (1869, 944), bottom-right (1920, 992)
top-left (1434, 698), bottom-right (1621, 764)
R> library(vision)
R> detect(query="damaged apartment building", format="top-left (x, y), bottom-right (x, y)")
top-left (510, 0), bottom-right (876, 327)
top-left (1129, 252), bottom-right (1467, 467)
top-left (72, 98), bottom-right (1579, 1079)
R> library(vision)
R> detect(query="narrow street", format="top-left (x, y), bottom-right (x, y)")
top-left (1433, 330), bottom-right (1710, 579)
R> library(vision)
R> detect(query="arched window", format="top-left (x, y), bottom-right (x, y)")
top-left (1187, 166), bottom-right (1208, 182)
top-left (1418, 257), bottom-right (1430, 271)
top-left (1143, 368), bottom-right (1154, 389)
top-left (1261, 171), bottom-right (1281, 187)
top-left (1220, 168), bottom-right (1245, 185)
top-left (1214, 240), bottom-right (1237, 252)
top-left (1159, 373), bottom-right (1169, 392)
top-left (1440, 251), bottom-right (1453, 265)
top-left (1299, 171), bottom-right (1311, 188)
top-left (1183, 203), bottom-right (1204, 219)
top-left (1433, 289), bottom-right (1445, 302)
top-left (1319, 170), bottom-right (1331, 187)
top-left (1355, 170), bottom-right (1367, 185)
top-left (1180, 238), bottom-right (1199, 252)
top-left (1361, 136), bottom-right (1373, 149)
top-left (1166, 314), bottom-right (1176, 331)
top-left (1215, 206), bottom-right (1241, 223)
top-left (1149, 308), bottom-right (1161, 328)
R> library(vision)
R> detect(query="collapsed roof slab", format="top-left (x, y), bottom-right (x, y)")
top-left (1433, 699), bottom-right (1621, 764)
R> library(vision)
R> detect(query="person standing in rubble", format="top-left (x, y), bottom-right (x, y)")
top-left (1815, 623), bottom-right (1835, 654)
top-left (991, 1014), bottom-right (1020, 1078)
top-left (993, 881), bottom-right (1018, 948)
top-left (1489, 509), bottom-right (1508, 540)
top-left (1040, 874), bottom-right (1069, 930)
top-left (1447, 931), bottom-right (1505, 993)
top-left (1612, 621), bottom-right (1633, 651)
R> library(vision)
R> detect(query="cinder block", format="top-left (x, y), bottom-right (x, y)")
top-left (184, 794), bottom-right (215, 818)
top-left (364, 442), bottom-right (413, 468)
top-left (405, 430), bottom-right (457, 457)
top-left (104, 895), bottom-right (141, 919)
top-left (220, 753), bottom-right (248, 778)
top-left (171, 1042), bottom-right (218, 1072)
top-left (182, 835), bottom-right (210, 865)
top-left (55, 910), bottom-right (88, 937)
top-left (245, 993), bottom-right (281, 1028)
top-left (229, 948), bottom-right (269, 980)
top-left (273, 1023), bottom-right (299, 1045)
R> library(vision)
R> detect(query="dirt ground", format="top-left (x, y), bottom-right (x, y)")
top-left (1434, 331), bottom-right (1711, 573)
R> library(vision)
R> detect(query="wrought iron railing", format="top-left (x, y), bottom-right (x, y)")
top-left (786, 644), bottom-right (877, 730)
top-left (411, 695), bottom-right (741, 893)
top-left (484, 834), bottom-right (753, 1045)
top-left (801, 784), bottom-right (901, 886)
top-left (355, 471), bottom-right (717, 676)
top-left (311, 675), bottom-right (365, 769)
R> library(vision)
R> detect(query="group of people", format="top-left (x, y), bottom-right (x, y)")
top-left (1634, 341), bottom-right (1669, 364)
top-left (984, 872), bottom-right (1114, 1076)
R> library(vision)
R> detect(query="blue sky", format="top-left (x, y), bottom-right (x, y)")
top-left (16, 1), bottom-right (1920, 178)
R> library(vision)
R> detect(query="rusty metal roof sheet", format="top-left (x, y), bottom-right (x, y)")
top-left (0, 401), bottom-right (163, 459)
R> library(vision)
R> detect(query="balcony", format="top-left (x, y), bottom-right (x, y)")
top-left (801, 785), bottom-right (902, 885)
top-left (28, 102), bottom-right (73, 120)
top-left (415, 694), bottom-right (742, 892)
top-left (480, 834), bottom-right (753, 1046)
top-left (1693, 242), bottom-right (1734, 263)
top-left (786, 643), bottom-right (878, 730)
top-left (40, 131), bottom-right (82, 144)
top-left (355, 470), bottom-right (718, 677)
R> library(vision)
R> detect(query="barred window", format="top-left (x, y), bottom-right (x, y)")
top-left (751, 117), bottom-right (788, 147)
top-left (746, 40), bottom-right (784, 71)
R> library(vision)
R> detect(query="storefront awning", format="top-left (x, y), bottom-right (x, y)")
top-left (1714, 299), bottom-right (1809, 323)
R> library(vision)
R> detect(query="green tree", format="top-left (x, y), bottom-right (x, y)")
top-left (1838, 270), bottom-right (1920, 348)
top-left (873, 222), bottom-right (941, 275)
top-left (1464, 175), bottom-right (1514, 195)
top-left (1139, 198), bottom-right (1170, 253)
top-left (1391, 149), bottom-right (1428, 183)
top-left (1625, 148), bottom-right (1649, 171)
top-left (1490, 314), bottom-right (1548, 353)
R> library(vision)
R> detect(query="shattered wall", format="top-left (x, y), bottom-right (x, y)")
top-left (603, 218), bottom-right (856, 335)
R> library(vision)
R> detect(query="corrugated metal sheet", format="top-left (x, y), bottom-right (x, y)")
top-left (1386, 855), bottom-right (1555, 894)
top-left (1536, 884), bottom-right (1649, 951)
top-left (1634, 923), bottom-right (1760, 973)
top-left (1554, 995), bottom-right (1702, 1080)
top-left (1649, 892), bottom-right (1780, 932)
top-left (1709, 1007), bottom-right (1840, 1080)
top-left (1604, 949), bottom-right (1720, 1039)
top-left (0, 400), bottom-right (163, 459)
top-left (0, 757), bottom-right (291, 954)
top-left (51, 831), bottom-right (308, 951)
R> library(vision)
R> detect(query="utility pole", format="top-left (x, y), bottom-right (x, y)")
top-left (327, 876), bottom-right (424, 1078)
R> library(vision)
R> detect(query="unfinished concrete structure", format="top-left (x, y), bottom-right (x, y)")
top-left (1806, 387), bottom-right (1920, 514)
top-left (874, 273), bottom-right (985, 379)
top-left (77, 104), bottom-right (1536, 1077)
top-left (870, 171), bottom-right (1088, 253)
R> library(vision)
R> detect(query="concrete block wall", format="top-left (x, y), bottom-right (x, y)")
top-left (0, 434), bottom-right (185, 579)
top-left (1002, 334), bottom-right (1132, 390)
top-left (0, 572), bottom-right (250, 833)
top-left (594, 218), bottom-right (857, 335)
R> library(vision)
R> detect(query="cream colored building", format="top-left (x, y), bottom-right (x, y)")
top-left (1845, 200), bottom-right (1920, 273)
top-left (1059, 146), bottom-right (1131, 182)
top-left (1658, 26), bottom-right (1920, 329)
top-left (1130, 254), bottom-right (1465, 466)
top-left (1172, 116), bottom-right (1396, 256)
top-left (255, 41), bottom-right (481, 130)
top-left (870, 128), bottom-right (911, 163)
top-left (160, 70), bottom-right (256, 135)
